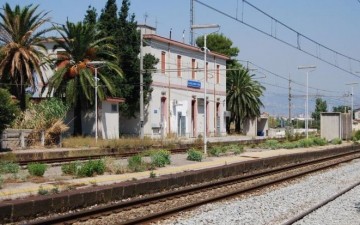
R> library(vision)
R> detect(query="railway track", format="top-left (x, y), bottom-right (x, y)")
top-left (26, 149), bottom-right (360, 225)
top-left (281, 180), bottom-right (360, 225)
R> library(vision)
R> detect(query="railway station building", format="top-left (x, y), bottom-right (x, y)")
top-left (119, 25), bottom-right (229, 138)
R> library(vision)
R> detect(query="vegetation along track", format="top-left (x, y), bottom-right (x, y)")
top-left (27, 149), bottom-right (360, 225)
top-left (16, 147), bottom-right (188, 166)
top-left (16, 138), bottom-right (269, 166)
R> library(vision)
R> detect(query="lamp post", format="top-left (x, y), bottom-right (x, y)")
top-left (191, 24), bottom-right (220, 155)
top-left (346, 82), bottom-right (358, 131)
top-left (298, 65), bottom-right (316, 139)
top-left (86, 61), bottom-right (106, 143)
top-left (346, 82), bottom-right (358, 114)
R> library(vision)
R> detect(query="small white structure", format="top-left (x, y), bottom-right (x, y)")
top-left (243, 116), bottom-right (269, 137)
top-left (320, 112), bottom-right (351, 141)
top-left (120, 25), bottom-right (229, 138)
top-left (65, 98), bottom-right (124, 139)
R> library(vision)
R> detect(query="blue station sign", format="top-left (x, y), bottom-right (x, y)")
top-left (187, 80), bottom-right (201, 89)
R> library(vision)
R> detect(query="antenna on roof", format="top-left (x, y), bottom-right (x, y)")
top-left (144, 13), bottom-right (148, 25)
top-left (182, 29), bottom-right (185, 43)
top-left (169, 28), bottom-right (172, 40)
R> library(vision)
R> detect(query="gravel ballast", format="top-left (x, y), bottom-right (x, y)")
top-left (161, 159), bottom-right (360, 225)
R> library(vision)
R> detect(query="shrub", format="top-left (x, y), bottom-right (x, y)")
top-left (208, 146), bottom-right (224, 157)
top-left (128, 155), bottom-right (146, 172)
top-left (263, 139), bottom-right (280, 149)
top-left (353, 130), bottom-right (360, 141)
top-left (233, 147), bottom-right (244, 155)
top-left (187, 148), bottom-right (203, 162)
top-left (280, 141), bottom-right (298, 149)
top-left (149, 171), bottom-right (156, 178)
top-left (150, 150), bottom-right (171, 167)
top-left (297, 138), bottom-right (314, 148)
top-left (227, 144), bottom-right (244, 155)
top-left (28, 163), bottom-right (47, 176)
top-left (61, 162), bottom-right (78, 175)
top-left (331, 138), bottom-right (342, 145)
top-left (0, 88), bottom-right (19, 137)
top-left (0, 175), bottom-right (3, 189)
top-left (0, 161), bottom-right (20, 174)
top-left (38, 185), bottom-right (49, 195)
top-left (76, 160), bottom-right (105, 177)
top-left (312, 137), bottom-right (327, 146)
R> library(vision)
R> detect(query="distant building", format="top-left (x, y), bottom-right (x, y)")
top-left (119, 25), bottom-right (229, 138)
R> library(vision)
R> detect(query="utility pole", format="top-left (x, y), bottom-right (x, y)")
top-left (288, 74), bottom-right (292, 129)
top-left (190, 0), bottom-right (194, 45)
top-left (140, 29), bottom-right (144, 139)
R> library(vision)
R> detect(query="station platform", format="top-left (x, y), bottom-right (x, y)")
top-left (0, 142), bottom-right (350, 201)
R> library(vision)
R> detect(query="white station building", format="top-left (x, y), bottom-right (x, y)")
top-left (120, 25), bottom-right (229, 138)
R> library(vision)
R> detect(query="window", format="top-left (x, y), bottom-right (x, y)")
top-left (191, 59), bottom-right (196, 79)
top-left (161, 51), bottom-right (166, 74)
top-left (216, 65), bottom-right (220, 84)
top-left (111, 104), bottom-right (118, 112)
top-left (177, 55), bottom-right (181, 77)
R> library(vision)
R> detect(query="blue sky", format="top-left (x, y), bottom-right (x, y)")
top-left (5, 0), bottom-right (360, 116)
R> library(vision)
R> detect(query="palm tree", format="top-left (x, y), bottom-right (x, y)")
top-left (47, 21), bottom-right (122, 136)
top-left (227, 68), bottom-right (265, 133)
top-left (0, 3), bottom-right (52, 110)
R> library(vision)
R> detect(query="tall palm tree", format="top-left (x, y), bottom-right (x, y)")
top-left (0, 3), bottom-right (52, 110)
top-left (227, 68), bottom-right (265, 133)
top-left (47, 21), bottom-right (122, 136)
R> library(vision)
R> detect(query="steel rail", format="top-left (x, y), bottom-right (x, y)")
top-left (281, 180), bottom-right (360, 225)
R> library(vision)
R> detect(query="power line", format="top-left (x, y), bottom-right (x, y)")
top-left (194, 0), bottom-right (360, 78)
top-left (240, 60), bottom-right (342, 94)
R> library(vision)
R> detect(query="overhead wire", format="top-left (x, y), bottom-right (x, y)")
top-left (194, 0), bottom-right (360, 79)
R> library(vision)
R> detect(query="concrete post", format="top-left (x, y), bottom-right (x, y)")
top-left (20, 131), bottom-right (25, 149)
top-left (41, 130), bottom-right (45, 146)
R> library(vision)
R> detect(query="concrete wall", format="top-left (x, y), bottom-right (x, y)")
top-left (243, 119), bottom-right (257, 137)
top-left (321, 113), bottom-right (341, 141)
top-left (244, 117), bottom-right (269, 137)
top-left (320, 112), bottom-right (351, 141)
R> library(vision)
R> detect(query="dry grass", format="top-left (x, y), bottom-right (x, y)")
top-left (62, 136), bottom-right (180, 150)
top-left (62, 136), bottom-right (103, 148)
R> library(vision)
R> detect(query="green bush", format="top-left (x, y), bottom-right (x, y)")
top-left (230, 145), bottom-right (244, 155)
top-left (0, 175), bottom-right (3, 189)
top-left (263, 139), bottom-right (280, 149)
top-left (149, 171), bottom-right (156, 178)
top-left (297, 138), bottom-right (314, 148)
top-left (187, 148), bottom-right (203, 162)
top-left (208, 146), bottom-right (222, 157)
top-left (353, 130), bottom-right (360, 141)
top-left (312, 137), bottom-right (327, 146)
top-left (150, 150), bottom-right (171, 167)
top-left (280, 141), bottom-right (298, 149)
top-left (128, 155), bottom-right (146, 172)
top-left (0, 88), bottom-right (19, 136)
top-left (76, 160), bottom-right (105, 177)
top-left (12, 98), bottom-right (68, 130)
top-left (28, 163), bottom-right (47, 177)
top-left (61, 162), bottom-right (78, 175)
top-left (0, 161), bottom-right (20, 174)
top-left (331, 138), bottom-right (342, 145)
